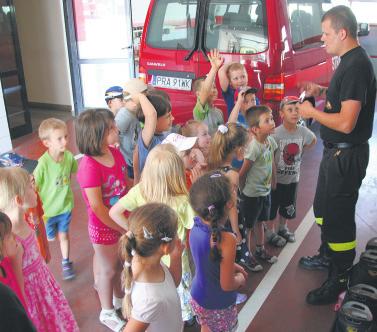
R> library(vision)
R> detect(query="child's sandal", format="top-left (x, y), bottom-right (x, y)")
top-left (268, 232), bottom-right (286, 247)
top-left (278, 228), bottom-right (296, 243)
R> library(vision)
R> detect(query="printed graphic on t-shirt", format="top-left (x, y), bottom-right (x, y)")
top-left (55, 174), bottom-right (70, 187)
top-left (102, 165), bottom-right (127, 206)
top-left (277, 139), bottom-right (303, 176)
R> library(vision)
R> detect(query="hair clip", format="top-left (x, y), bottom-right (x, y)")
top-left (218, 124), bottom-right (228, 134)
top-left (131, 249), bottom-right (136, 256)
top-left (124, 288), bottom-right (132, 295)
top-left (126, 230), bottom-right (134, 239)
top-left (210, 173), bottom-right (222, 178)
top-left (143, 226), bottom-right (154, 240)
top-left (124, 261), bottom-right (131, 268)
top-left (161, 235), bottom-right (173, 242)
top-left (208, 204), bottom-right (215, 214)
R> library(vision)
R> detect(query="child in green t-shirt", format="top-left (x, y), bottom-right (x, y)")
top-left (193, 49), bottom-right (224, 135)
top-left (33, 118), bottom-right (78, 280)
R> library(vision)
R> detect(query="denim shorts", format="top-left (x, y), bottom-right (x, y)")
top-left (127, 164), bottom-right (134, 179)
top-left (45, 211), bottom-right (72, 240)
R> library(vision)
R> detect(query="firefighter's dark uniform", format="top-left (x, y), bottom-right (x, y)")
top-left (314, 46), bottom-right (376, 274)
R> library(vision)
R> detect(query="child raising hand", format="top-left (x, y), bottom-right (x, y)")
top-left (193, 49), bottom-right (224, 135)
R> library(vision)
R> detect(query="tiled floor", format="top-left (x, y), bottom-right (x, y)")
top-left (11, 108), bottom-right (377, 332)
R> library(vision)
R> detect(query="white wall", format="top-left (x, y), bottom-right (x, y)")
top-left (13, 0), bottom-right (73, 109)
top-left (0, 80), bottom-right (12, 153)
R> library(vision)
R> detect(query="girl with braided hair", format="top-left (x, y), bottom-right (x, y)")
top-left (119, 203), bottom-right (184, 332)
top-left (189, 171), bottom-right (247, 332)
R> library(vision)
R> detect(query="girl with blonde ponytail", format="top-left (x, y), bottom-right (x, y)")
top-left (119, 203), bottom-right (184, 332)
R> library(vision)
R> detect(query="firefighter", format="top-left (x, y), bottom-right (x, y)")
top-left (297, 5), bottom-right (376, 305)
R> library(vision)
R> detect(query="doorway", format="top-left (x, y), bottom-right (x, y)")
top-left (64, 0), bottom-right (135, 113)
top-left (0, 0), bottom-right (32, 138)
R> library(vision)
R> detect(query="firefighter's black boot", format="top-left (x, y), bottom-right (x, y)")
top-left (299, 253), bottom-right (331, 270)
top-left (299, 242), bottom-right (330, 271)
top-left (306, 266), bottom-right (349, 305)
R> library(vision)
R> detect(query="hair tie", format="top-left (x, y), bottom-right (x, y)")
top-left (218, 124), bottom-right (228, 134)
top-left (211, 232), bottom-right (218, 245)
top-left (124, 261), bottom-right (131, 268)
top-left (126, 230), bottom-right (134, 239)
top-left (210, 173), bottom-right (222, 178)
top-left (143, 226), bottom-right (154, 240)
top-left (208, 205), bottom-right (215, 214)
top-left (161, 234), bottom-right (173, 242)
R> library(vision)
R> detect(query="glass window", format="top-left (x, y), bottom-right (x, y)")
top-left (205, 0), bottom-right (268, 55)
top-left (146, 0), bottom-right (198, 50)
top-left (288, 1), bottom-right (324, 50)
top-left (80, 63), bottom-right (131, 107)
top-left (73, 0), bottom-right (133, 59)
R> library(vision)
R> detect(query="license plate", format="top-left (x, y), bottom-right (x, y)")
top-left (152, 75), bottom-right (192, 91)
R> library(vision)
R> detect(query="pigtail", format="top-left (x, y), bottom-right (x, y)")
top-left (119, 231), bottom-right (137, 319)
top-left (207, 205), bottom-right (223, 262)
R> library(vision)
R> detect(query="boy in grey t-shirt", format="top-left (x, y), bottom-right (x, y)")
top-left (239, 105), bottom-right (278, 265)
top-left (267, 96), bottom-right (316, 246)
top-left (106, 80), bottom-right (147, 183)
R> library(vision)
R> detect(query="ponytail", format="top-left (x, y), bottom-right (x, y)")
top-left (119, 231), bottom-right (137, 319)
top-left (208, 123), bottom-right (248, 170)
top-left (207, 205), bottom-right (223, 262)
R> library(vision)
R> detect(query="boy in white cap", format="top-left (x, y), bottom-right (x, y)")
top-left (104, 86), bottom-right (124, 116)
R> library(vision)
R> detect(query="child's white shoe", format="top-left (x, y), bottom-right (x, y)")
top-left (99, 309), bottom-right (126, 332)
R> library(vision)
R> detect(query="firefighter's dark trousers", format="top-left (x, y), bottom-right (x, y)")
top-left (313, 143), bottom-right (369, 273)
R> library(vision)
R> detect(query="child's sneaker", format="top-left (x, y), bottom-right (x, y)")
top-left (240, 254), bottom-right (263, 272)
top-left (236, 293), bottom-right (248, 304)
top-left (99, 309), bottom-right (126, 332)
top-left (278, 227), bottom-right (296, 243)
top-left (255, 247), bottom-right (278, 264)
top-left (62, 261), bottom-right (75, 280)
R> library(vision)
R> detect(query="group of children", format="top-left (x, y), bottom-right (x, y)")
top-left (0, 49), bottom-right (317, 332)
